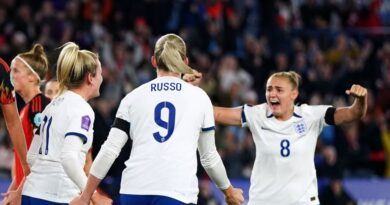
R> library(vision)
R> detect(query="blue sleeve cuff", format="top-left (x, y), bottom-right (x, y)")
top-left (65, 132), bottom-right (88, 144)
top-left (241, 105), bottom-right (247, 127)
top-left (201, 126), bottom-right (215, 132)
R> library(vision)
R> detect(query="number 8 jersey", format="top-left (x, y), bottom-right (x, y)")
top-left (23, 90), bottom-right (95, 203)
top-left (242, 103), bottom-right (331, 205)
top-left (116, 76), bottom-right (215, 204)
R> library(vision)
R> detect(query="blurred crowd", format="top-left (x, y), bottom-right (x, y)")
top-left (0, 0), bottom-right (390, 204)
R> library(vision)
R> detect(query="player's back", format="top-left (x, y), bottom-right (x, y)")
top-left (119, 76), bottom-right (214, 204)
top-left (23, 90), bottom-right (94, 203)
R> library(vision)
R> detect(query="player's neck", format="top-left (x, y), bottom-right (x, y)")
top-left (274, 106), bottom-right (294, 121)
top-left (70, 86), bottom-right (92, 102)
top-left (157, 70), bottom-right (181, 78)
top-left (19, 86), bottom-right (41, 103)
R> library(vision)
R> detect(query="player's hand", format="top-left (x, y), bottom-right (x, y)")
top-left (1, 189), bottom-right (21, 205)
top-left (182, 70), bottom-right (202, 86)
top-left (222, 186), bottom-right (244, 205)
top-left (345, 84), bottom-right (367, 99)
top-left (91, 192), bottom-right (112, 205)
top-left (0, 192), bottom-right (9, 205)
top-left (69, 195), bottom-right (89, 205)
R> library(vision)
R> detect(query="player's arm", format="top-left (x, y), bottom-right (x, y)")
top-left (70, 118), bottom-right (129, 205)
top-left (27, 132), bottom-right (42, 167)
top-left (333, 84), bottom-right (368, 125)
top-left (213, 106), bottom-right (242, 126)
top-left (61, 136), bottom-right (89, 190)
top-left (83, 149), bottom-right (93, 175)
top-left (1, 102), bottom-right (30, 176)
top-left (198, 130), bottom-right (244, 205)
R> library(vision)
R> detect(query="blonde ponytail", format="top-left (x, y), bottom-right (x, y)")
top-left (57, 42), bottom-right (98, 94)
top-left (154, 34), bottom-right (193, 74)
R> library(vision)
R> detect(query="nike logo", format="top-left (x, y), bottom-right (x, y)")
top-left (261, 126), bottom-right (272, 131)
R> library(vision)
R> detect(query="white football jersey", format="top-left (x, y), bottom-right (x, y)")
top-left (22, 91), bottom-right (94, 203)
top-left (242, 103), bottom-right (330, 205)
top-left (116, 76), bottom-right (215, 204)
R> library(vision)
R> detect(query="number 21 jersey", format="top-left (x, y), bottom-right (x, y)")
top-left (23, 91), bottom-right (94, 203)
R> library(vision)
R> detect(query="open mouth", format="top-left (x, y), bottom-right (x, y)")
top-left (269, 100), bottom-right (280, 109)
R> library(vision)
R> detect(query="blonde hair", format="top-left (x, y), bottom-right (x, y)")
top-left (56, 42), bottom-right (98, 94)
top-left (154, 33), bottom-right (193, 74)
top-left (17, 43), bottom-right (48, 83)
top-left (270, 71), bottom-right (301, 89)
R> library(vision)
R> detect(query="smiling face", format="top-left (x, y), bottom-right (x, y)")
top-left (265, 76), bottom-right (298, 120)
top-left (90, 59), bottom-right (103, 98)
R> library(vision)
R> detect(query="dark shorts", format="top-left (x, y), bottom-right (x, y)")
top-left (120, 194), bottom-right (196, 205)
top-left (22, 195), bottom-right (67, 205)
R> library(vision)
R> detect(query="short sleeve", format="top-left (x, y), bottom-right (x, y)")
top-left (115, 95), bottom-right (131, 123)
top-left (305, 105), bottom-right (332, 128)
top-left (301, 104), bottom-right (332, 131)
top-left (65, 107), bottom-right (95, 144)
top-left (201, 93), bottom-right (215, 132)
top-left (242, 104), bottom-right (255, 128)
top-left (0, 58), bottom-right (15, 104)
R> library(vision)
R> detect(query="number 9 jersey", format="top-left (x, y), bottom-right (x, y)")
top-left (115, 76), bottom-right (215, 204)
top-left (23, 90), bottom-right (95, 203)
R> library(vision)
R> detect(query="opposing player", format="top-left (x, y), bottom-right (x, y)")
top-left (212, 71), bottom-right (367, 204)
top-left (0, 57), bottom-right (29, 203)
top-left (21, 42), bottom-right (110, 205)
top-left (2, 44), bottom-right (51, 205)
top-left (70, 33), bottom-right (244, 205)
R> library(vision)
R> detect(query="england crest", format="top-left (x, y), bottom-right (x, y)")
top-left (294, 121), bottom-right (307, 136)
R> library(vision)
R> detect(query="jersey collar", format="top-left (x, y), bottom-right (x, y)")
top-left (266, 104), bottom-right (303, 118)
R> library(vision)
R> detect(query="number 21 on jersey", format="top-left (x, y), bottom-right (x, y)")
top-left (39, 115), bottom-right (52, 155)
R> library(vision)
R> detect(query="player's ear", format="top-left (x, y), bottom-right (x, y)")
top-left (86, 72), bottom-right (94, 85)
top-left (151, 56), bottom-right (158, 69)
top-left (291, 89), bottom-right (299, 101)
top-left (184, 57), bottom-right (189, 65)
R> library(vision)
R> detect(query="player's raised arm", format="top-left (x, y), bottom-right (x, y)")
top-left (333, 84), bottom-right (368, 125)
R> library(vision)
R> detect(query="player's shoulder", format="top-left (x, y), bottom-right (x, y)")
top-left (188, 83), bottom-right (209, 98)
top-left (297, 104), bottom-right (331, 118)
top-left (243, 103), bottom-right (267, 120)
top-left (30, 94), bottom-right (51, 112)
top-left (63, 91), bottom-right (94, 114)
top-left (120, 83), bottom-right (146, 104)
top-left (245, 103), bottom-right (267, 112)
